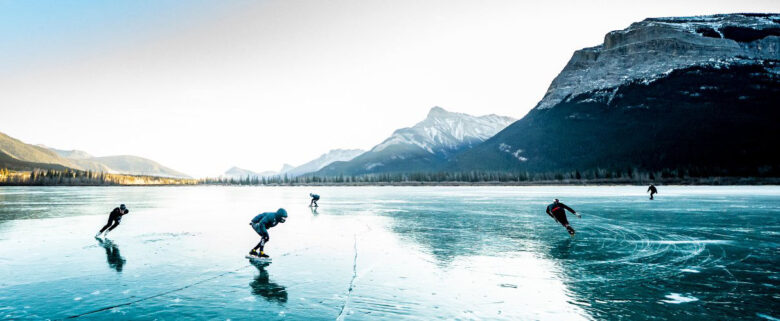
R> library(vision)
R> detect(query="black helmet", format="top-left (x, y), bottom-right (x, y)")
top-left (120, 204), bottom-right (127, 210)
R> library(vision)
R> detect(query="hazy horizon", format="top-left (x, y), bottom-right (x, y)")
top-left (2, 0), bottom-right (778, 177)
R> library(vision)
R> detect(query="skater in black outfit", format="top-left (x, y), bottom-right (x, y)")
top-left (546, 199), bottom-right (581, 236)
top-left (647, 184), bottom-right (658, 200)
top-left (96, 204), bottom-right (129, 237)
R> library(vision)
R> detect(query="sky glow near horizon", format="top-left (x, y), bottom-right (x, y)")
top-left (1, 0), bottom-right (778, 177)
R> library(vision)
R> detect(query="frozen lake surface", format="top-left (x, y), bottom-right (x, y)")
top-left (0, 186), bottom-right (778, 320)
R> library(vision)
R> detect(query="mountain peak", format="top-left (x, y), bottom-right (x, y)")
top-left (534, 13), bottom-right (780, 110)
top-left (279, 164), bottom-right (295, 173)
top-left (39, 145), bottom-right (94, 160)
top-left (315, 108), bottom-right (515, 176)
top-left (426, 106), bottom-right (450, 118)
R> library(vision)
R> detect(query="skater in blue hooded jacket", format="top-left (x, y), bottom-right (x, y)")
top-left (309, 193), bottom-right (320, 207)
top-left (248, 208), bottom-right (288, 258)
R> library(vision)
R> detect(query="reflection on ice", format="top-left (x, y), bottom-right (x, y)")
top-left (249, 261), bottom-right (288, 304)
top-left (95, 237), bottom-right (126, 272)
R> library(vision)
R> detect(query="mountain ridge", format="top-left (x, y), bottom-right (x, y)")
top-left (316, 106), bottom-right (515, 176)
top-left (0, 131), bottom-right (191, 178)
top-left (453, 13), bottom-right (780, 176)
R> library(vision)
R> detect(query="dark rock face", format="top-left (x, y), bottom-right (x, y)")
top-left (535, 14), bottom-right (779, 110)
top-left (454, 14), bottom-right (780, 176)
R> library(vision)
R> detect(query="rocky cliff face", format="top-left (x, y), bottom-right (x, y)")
top-left (536, 14), bottom-right (779, 110)
top-left (454, 14), bottom-right (780, 176)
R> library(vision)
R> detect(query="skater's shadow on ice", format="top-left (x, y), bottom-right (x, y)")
top-left (95, 237), bottom-right (126, 272)
top-left (249, 261), bottom-right (288, 304)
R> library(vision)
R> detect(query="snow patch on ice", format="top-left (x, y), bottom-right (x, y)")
top-left (661, 293), bottom-right (699, 304)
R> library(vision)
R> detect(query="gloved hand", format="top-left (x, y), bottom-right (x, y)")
top-left (576, 213), bottom-right (582, 219)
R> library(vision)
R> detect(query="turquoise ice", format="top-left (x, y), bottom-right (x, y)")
top-left (0, 186), bottom-right (778, 320)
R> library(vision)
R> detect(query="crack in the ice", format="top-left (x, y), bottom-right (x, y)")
top-left (63, 265), bottom-right (248, 319)
top-left (61, 248), bottom-right (310, 320)
top-left (336, 234), bottom-right (358, 321)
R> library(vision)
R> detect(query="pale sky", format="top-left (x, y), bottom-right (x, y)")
top-left (1, 0), bottom-right (778, 177)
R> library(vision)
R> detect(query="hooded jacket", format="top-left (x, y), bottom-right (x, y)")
top-left (251, 209), bottom-right (287, 238)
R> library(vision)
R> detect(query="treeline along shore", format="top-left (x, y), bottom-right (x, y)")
top-left (2, 167), bottom-right (777, 186)
top-left (0, 168), bottom-right (197, 186)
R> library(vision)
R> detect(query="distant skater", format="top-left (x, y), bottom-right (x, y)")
top-left (647, 184), bottom-right (658, 200)
top-left (95, 204), bottom-right (129, 238)
top-left (249, 208), bottom-right (288, 258)
top-left (546, 199), bottom-right (581, 236)
top-left (309, 193), bottom-right (320, 207)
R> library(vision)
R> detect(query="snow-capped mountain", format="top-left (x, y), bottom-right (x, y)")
top-left (372, 106), bottom-right (515, 158)
top-left (223, 166), bottom-right (277, 179)
top-left (223, 164), bottom-right (290, 179)
top-left (536, 14), bottom-right (780, 110)
top-left (283, 149), bottom-right (364, 177)
top-left (316, 107), bottom-right (515, 175)
top-left (454, 14), bottom-right (780, 175)
top-left (224, 150), bottom-right (364, 179)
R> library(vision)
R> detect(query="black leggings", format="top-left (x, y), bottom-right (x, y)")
top-left (253, 237), bottom-right (267, 252)
top-left (552, 211), bottom-right (570, 226)
top-left (100, 214), bottom-right (121, 232)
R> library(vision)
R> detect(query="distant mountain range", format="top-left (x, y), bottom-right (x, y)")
top-left (6, 14), bottom-right (777, 181)
top-left (315, 107), bottom-right (515, 176)
top-left (453, 14), bottom-right (780, 175)
top-left (224, 166), bottom-right (278, 179)
top-left (284, 149), bottom-right (364, 177)
top-left (223, 149), bottom-right (365, 179)
top-left (0, 131), bottom-right (190, 178)
top-left (223, 106), bottom-right (515, 179)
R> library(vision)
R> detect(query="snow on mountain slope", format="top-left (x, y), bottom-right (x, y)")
top-left (536, 14), bottom-right (780, 110)
top-left (371, 106), bottom-right (515, 158)
top-left (315, 107), bottom-right (515, 175)
top-left (284, 149), bottom-right (364, 177)
top-left (453, 14), bottom-right (780, 175)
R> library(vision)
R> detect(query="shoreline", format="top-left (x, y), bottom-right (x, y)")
top-left (1, 177), bottom-right (779, 187)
